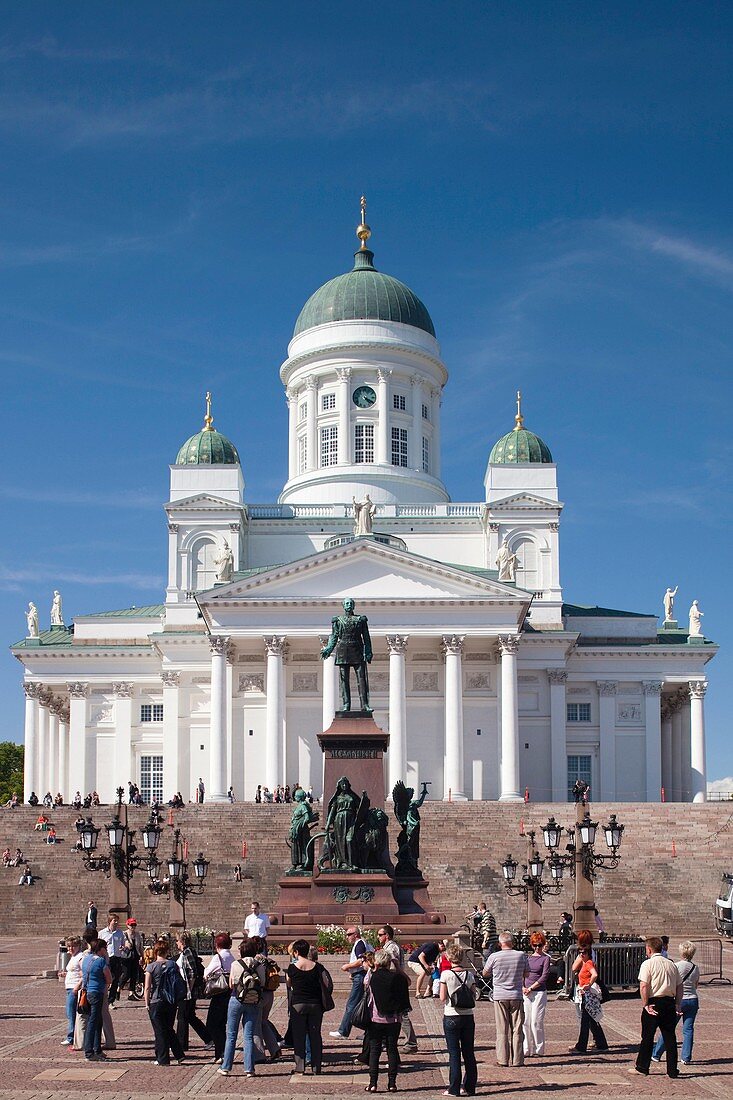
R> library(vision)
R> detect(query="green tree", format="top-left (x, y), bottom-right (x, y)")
top-left (0, 742), bottom-right (24, 805)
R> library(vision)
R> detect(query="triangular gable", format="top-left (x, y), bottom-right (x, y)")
top-left (201, 540), bottom-right (529, 603)
top-left (490, 491), bottom-right (562, 510)
top-left (165, 493), bottom-right (244, 512)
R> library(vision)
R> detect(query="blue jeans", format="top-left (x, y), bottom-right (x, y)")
top-left (443, 1015), bottom-right (478, 1096)
top-left (84, 991), bottom-right (103, 1058)
top-left (338, 970), bottom-right (364, 1037)
top-left (222, 997), bottom-right (261, 1073)
top-left (65, 989), bottom-right (77, 1042)
top-left (653, 997), bottom-right (698, 1063)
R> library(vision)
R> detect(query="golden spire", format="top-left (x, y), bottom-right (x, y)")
top-left (514, 389), bottom-right (524, 431)
top-left (356, 194), bottom-right (372, 250)
top-left (203, 390), bottom-right (214, 431)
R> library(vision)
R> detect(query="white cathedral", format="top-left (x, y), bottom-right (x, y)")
top-left (14, 205), bottom-right (716, 808)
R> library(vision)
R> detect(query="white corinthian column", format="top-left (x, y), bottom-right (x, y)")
top-left (689, 680), bottom-right (707, 804)
top-left (209, 636), bottom-right (229, 802)
top-left (499, 635), bottom-right (521, 802)
top-left (264, 636), bottom-right (287, 790)
top-left (442, 635), bottom-right (466, 800)
top-left (386, 634), bottom-right (409, 794)
top-left (23, 683), bottom-right (40, 803)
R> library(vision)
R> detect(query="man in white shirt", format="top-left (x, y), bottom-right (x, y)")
top-left (378, 924), bottom-right (418, 1053)
top-left (98, 914), bottom-right (126, 1005)
top-left (243, 901), bottom-right (270, 945)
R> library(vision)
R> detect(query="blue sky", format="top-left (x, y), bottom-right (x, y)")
top-left (1, 1), bottom-right (731, 780)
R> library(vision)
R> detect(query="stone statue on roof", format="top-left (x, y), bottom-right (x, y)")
top-left (50, 591), bottom-right (64, 627)
top-left (496, 537), bottom-right (518, 582)
top-left (26, 602), bottom-right (39, 638)
top-left (214, 539), bottom-right (234, 583)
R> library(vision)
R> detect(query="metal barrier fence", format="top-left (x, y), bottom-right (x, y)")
top-left (563, 942), bottom-right (646, 996)
top-left (690, 938), bottom-right (730, 984)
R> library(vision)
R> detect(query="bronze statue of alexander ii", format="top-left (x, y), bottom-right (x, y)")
top-left (320, 597), bottom-right (372, 713)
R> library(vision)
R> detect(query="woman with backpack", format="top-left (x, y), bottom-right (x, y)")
top-left (439, 944), bottom-right (479, 1097)
top-left (363, 949), bottom-right (410, 1092)
top-left (218, 940), bottom-right (267, 1078)
top-left (248, 936), bottom-right (282, 1063)
top-left (204, 932), bottom-right (235, 1063)
top-left (144, 940), bottom-right (186, 1066)
top-left (175, 932), bottom-right (212, 1051)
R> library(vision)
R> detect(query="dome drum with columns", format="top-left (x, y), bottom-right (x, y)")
top-left (13, 201), bottom-right (716, 808)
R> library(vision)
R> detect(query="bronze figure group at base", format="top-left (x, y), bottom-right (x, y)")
top-left (287, 775), bottom-right (430, 878)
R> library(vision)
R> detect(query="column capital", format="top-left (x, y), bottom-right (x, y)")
top-left (386, 634), bottom-right (409, 655)
top-left (597, 680), bottom-right (618, 696)
top-left (22, 682), bottom-right (41, 700)
top-left (67, 682), bottom-right (89, 699)
top-left (441, 634), bottom-right (465, 656)
top-left (168, 522), bottom-right (179, 533)
top-left (286, 386), bottom-right (298, 405)
top-left (38, 688), bottom-right (54, 708)
top-left (304, 373), bottom-right (317, 391)
top-left (547, 668), bottom-right (568, 684)
top-left (498, 634), bottom-right (520, 656)
top-left (226, 641), bottom-right (236, 665)
top-left (488, 522), bottom-right (500, 533)
top-left (112, 682), bottom-right (134, 699)
top-left (642, 680), bottom-right (663, 695)
top-left (376, 367), bottom-right (392, 383)
top-left (161, 670), bottom-right (181, 688)
top-left (549, 521), bottom-right (559, 532)
top-left (210, 635), bottom-right (230, 657)
top-left (49, 697), bottom-right (64, 716)
top-left (264, 635), bottom-right (287, 657)
top-left (689, 680), bottom-right (707, 700)
top-left (335, 366), bottom-right (352, 383)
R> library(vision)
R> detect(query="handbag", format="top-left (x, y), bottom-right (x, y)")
top-left (203, 966), bottom-right (230, 998)
top-left (596, 978), bottom-right (611, 1004)
top-left (317, 963), bottom-right (335, 1013)
top-left (350, 987), bottom-right (372, 1030)
top-left (77, 988), bottom-right (90, 1016)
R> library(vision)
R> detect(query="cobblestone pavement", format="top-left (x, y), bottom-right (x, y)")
top-left (1, 938), bottom-right (731, 1099)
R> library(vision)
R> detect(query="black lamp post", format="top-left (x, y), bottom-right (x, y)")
top-left (539, 810), bottom-right (625, 933)
top-left (77, 786), bottom-right (163, 915)
top-left (500, 829), bottom-right (564, 933)
top-left (147, 827), bottom-right (209, 929)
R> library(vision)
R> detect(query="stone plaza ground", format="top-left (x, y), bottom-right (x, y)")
top-left (1, 937), bottom-right (732, 1100)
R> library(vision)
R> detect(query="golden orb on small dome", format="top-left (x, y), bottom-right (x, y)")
top-left (356, 194), bottom-right (372, 249)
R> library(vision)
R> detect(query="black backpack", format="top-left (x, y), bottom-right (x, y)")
top-left (192, 952), bottom-right (206, 999)
top-left (160, 962), bottom-right (187, 1005)
top-left (448, 971), bottom-right (475, 1010)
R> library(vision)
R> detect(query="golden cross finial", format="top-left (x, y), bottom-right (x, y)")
top-left (204, 390), bottom-right (214, 431)
top-left (356, 194), bottom-right (371, 250)
top-left (514, 389), bottom-right (524, 430)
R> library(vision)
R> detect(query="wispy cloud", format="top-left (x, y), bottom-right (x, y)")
top-left (0, 486), bottom-right (159, 510)
top-left (607, 219), bottom-right (733, 286)
top-left (0, 563), bottom-right (162, 592)
top-left (0, 232), bottom-right (157, 268)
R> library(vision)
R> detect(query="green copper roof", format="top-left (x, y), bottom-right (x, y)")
top-left (489, 427), bottom-right (553, 464)
top-left (78, 604), bottom-right (165, 619)
top-left (294, 248), bottom-right (435, 338)
top-left (176, 428), bottom-right (240, 466)
top-left (563, 603), bottom-right (653, 619)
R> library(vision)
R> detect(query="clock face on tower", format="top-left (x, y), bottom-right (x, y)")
top-left (352, 385), bottom-right (377, 409)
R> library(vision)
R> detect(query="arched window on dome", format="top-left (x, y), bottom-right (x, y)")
top-left (191, 538), bottom-right (217, 591)
top-left (514, 537), bottom-right (539, 593)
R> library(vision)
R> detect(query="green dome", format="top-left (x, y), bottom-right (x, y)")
top-left (176, 428), bottom-right (240, 465)
top-left (294, 248), bottom-right (435, 338)
top-left (489, 427), bottom-right (553, 464)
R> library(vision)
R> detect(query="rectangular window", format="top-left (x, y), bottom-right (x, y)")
top-left (391, 426), bottom-right (408, 467)
top-left (298, 435), bottom-right (307, 474)
top-left (393, 393), bottom-right (406, 411)
top-left (567, 754), bottom-right (592, 802)
top-left (566, 702), bottom-right (591, 723)
top-left (422, 402), bottom-right (429, 421)
top-left (298, 403), bottom-right (307, 423)
top-left (320, 425), bottom-right (338, 467)
top-left (140, 755), bottom-right (164, 805)
top-left (321, 393), bottom-right (336, 411)
top-left (354, 423), bottom-right (374, 464)
top-left (422, 435), bottom-right (430, 473)
top-left (140, 703), bottom-right (164, 723)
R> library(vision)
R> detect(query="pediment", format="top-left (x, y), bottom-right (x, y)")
top-left (165, 493), bottom-right (244, 513)
top-left (202, 540), bottom-right (529, 604)
top-left (490, 492), bottom-right (562, 511)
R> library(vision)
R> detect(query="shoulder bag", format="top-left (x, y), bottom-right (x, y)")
top-left (317, 963), bottom-right (335, 1013)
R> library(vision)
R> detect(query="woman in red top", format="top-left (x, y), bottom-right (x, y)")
top-left (569, 930), bottom-right (609, 1055)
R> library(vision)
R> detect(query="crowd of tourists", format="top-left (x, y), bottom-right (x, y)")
top-left (54, 896), bottom-right (701, 1090)
top-left (254, 783), bottom-right (316, 804)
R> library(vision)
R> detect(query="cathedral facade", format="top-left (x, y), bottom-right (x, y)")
top-left (13, 210), bottom-right (716, 806)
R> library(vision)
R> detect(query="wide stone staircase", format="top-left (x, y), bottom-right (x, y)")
top-left (0, 801), bottom-right (729, 938)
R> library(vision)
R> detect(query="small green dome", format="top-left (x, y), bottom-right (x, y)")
top-left (294, 248), bottom-right (435, 338)
top-left (489, 427), bottom-right (553, 464)
top-left (176, 428), bottom-right (240, 465)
